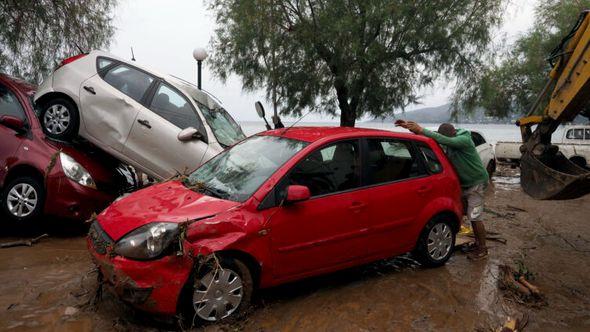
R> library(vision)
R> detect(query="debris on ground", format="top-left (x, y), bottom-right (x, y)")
top-left (0, 234), bottom-right (49, 249)
top-left (496, 314), bottom-right (529, 332)
top-left (498, 263), bottom-right (546, 307)
top-left (64, 306), bottom-right (79, 316)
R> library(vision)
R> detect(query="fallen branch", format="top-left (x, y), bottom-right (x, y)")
top-left (0, 234), bottom-right (49, 249)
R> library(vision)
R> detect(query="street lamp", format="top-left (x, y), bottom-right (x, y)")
top-left (192, 47), bottom-right (208, 89)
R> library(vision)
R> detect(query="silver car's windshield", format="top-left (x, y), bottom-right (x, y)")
top-left (196, 102), bottom-right (246, 147)
top-left (184, 135), bottom-right (308, 202)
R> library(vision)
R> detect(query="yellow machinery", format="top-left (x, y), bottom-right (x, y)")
top-left (518, 11), bottom-right (590, 200)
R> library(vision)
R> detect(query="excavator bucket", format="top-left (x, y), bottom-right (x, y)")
top-left (521, 151), bottom-right (590, 200)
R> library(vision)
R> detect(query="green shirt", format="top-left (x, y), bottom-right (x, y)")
top-left (423, 128), bottom-right (489, 188)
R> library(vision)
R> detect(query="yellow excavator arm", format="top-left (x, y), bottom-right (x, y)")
top-left (518, 10), bottom-right (590, 200)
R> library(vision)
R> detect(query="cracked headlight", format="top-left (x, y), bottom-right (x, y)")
top-left (59, 152), bottom-right (96, 189)
top-left (114, 223), bottom-right (179, 260)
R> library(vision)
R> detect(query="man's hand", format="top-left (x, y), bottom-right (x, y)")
top-left (395, 120), bottom-right (423, 135)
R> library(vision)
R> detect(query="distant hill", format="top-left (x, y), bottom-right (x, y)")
top-left (367, 103), bottom-right (517, 124)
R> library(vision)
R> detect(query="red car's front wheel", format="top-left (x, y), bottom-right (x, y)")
top-left (189, 257), bottom-right (253, 324)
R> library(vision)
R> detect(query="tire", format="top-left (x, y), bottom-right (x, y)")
top-left (40, 98), bottom-right (79, 140)
top-left (413, 216), bottom-right (456, 268)
top-left (486, 159), bottom-right (496, 178)
top-left (189, 256), bottom-right (253, 324)
top-left (1, 176), bottom-right (45, 223)
top-left (570, 156), bottom-right (587, 168)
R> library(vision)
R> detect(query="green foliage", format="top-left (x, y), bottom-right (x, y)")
top-left (209, 0), bottom-right (505, 126)
top-left (456, 0), bottom-right (590, 118)
top-left (0, 0), bottom-right (117, 83)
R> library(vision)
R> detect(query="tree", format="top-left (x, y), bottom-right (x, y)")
top-left (209, 0), bottom-right (506, 127)
top-left (0, 0), bottom-right (117, 83)
top-left (456, 0), bottom-right (590, 118)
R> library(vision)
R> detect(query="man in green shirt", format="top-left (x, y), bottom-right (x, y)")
top-left (397, 121), bottom-right (489, 259)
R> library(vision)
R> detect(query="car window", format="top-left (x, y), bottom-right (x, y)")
top-left (585, 129), bottom-right (590, 140)
top-left (197, 104), bottom-right (245, 147)
top-left (97, 58), bottom-right (115, 70)
top-left (0, 83), bottom-right (26, 121)
top-left (566, 129), bottom-right (584, 140)
top-left (102, 64), bottom-right (154, 102)
top-left (471, 132), bottom-right (485, 146)
top-left (417, 143), bottom-right (443, 174)
top-left (150, 83), bottom-right (205, 133)
top-left (366, 139), bottom-right (423, 185)
top-left (282, 140), bottom-right (361, 198)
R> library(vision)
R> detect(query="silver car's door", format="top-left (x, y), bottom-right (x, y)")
top-left (79, 60), bottom-right (155, 153)
top-left (122, 81), bottom-right (210, 179)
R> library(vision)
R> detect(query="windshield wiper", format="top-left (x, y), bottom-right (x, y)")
top-left (200, 184), bottom-right (230, 200)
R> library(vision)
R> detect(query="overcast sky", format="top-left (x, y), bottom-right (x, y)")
top-left (109, 0), bottom-right (538, 122)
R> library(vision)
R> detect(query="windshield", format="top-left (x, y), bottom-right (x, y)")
top-left (196, 102), bottom-right (246, 147)
top-left (184, 135), bottom-right (308, 202)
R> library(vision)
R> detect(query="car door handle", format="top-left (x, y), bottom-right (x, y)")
top-left (137, 119), bottom-right (151, 129)
top-left (349, 201), bottom-right (367, 212)
top-left (417, 185), bottom-right (432, 194)
top-left (83, 86), bottom-right (96, 95)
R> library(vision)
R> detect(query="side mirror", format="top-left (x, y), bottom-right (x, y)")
top-left (0, 115), bottom-right (26, 133)
top-left (255, 101), bottom-right (265, 118)
top-left (177, 127), bottom-right (203, 142)
top-left (285, 185), bottom-right (311, 204)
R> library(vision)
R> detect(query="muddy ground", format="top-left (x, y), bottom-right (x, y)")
top-left (0, 165), bottom-right (589, 331)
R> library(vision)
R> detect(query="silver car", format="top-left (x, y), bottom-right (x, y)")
top-left (34, 50), bottom-right (245, 180)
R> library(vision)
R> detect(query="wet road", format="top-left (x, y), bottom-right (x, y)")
top-left (1, 168), bottom-right (589, 331)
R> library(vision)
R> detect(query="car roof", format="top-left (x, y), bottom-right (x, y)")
top-left (90, 50), bottom-right (221, 109)
top-left (0, 73), bottom-right (36, 96)
top-left (261, 126), bottom-right (429, 143)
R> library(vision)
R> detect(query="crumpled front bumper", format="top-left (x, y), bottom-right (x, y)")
top-left (87, 221), bottom-right (194, 315)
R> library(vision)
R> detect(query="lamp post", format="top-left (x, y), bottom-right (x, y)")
top-left (192, 47), bottom-right (208, 89)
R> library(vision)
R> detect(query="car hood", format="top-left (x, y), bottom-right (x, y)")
top-left (97, 181), bottom-right (240, 241)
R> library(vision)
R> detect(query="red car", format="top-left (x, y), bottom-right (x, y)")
top-left (0, 73), bottom-right (130, 222)
top-left (88, 127), bottom-right (463, 323)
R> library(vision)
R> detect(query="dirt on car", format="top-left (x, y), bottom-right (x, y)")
top-left (0, 165), bottom-right (589, 331)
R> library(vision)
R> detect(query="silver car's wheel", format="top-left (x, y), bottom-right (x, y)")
top-left (43, 104), bottom-right (71, 135)
top-left (193, 267), bottom-right (244, 321)
top-left (427, 223), bottom-right (453, 261)
top-left (6, 183), bottom-right (38, 218)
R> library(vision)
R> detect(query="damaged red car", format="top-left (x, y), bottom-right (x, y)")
top-left (88, 127), bottom-right (463, 323)
top-left (0, 73), bottom-right (132, 222)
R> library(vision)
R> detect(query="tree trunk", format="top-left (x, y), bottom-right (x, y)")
top-left (340, 108), bottom-right (356, 127)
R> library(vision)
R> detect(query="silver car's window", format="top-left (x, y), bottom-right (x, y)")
top-left (97, 58), bottom-right (114, 70)
top-left (198, 105), bottom-right (245, 147)
top-left (103, 65), bottom-right (154, 102)
top-left (185, 135), bottom-right (308, 202)
top-left (0, 83), bottom-right (26, 121)
top-left (150, 83), bottom-right (205, 133)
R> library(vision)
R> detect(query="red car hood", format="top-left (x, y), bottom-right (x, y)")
top-left (97, 181), bottom-right (240, 241)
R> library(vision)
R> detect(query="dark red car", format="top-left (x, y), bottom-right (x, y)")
top-left (0, 73), bottom-right (130, 222)
top-left (88, 127), bottom-right (463, 323)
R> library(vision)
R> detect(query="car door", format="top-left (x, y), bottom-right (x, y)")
top-left (0, 82), bottom-right (27, 183)
top-left (79, 59), bottom-right (155, 153)
top-left (267, 139), bottom-right (369, 278)
top-left (123, 82), bottom-right (210, 178)
top-left (362, 138), bottom-right (433, 256)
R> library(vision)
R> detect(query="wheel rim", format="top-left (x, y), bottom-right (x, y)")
top-left (6, 183), bottom-right (38, 218)
top-left (193, 267), bottom-right (243, 322)
top-left (43, 104), bottom-right (71, 135)
top-left (427, 223), bottom-right (452, 261)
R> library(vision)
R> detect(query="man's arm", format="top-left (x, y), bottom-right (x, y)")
top-left (396, 121), bottom-right (471, 148)
top-left (422, 129), bottom-right (472, 148)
